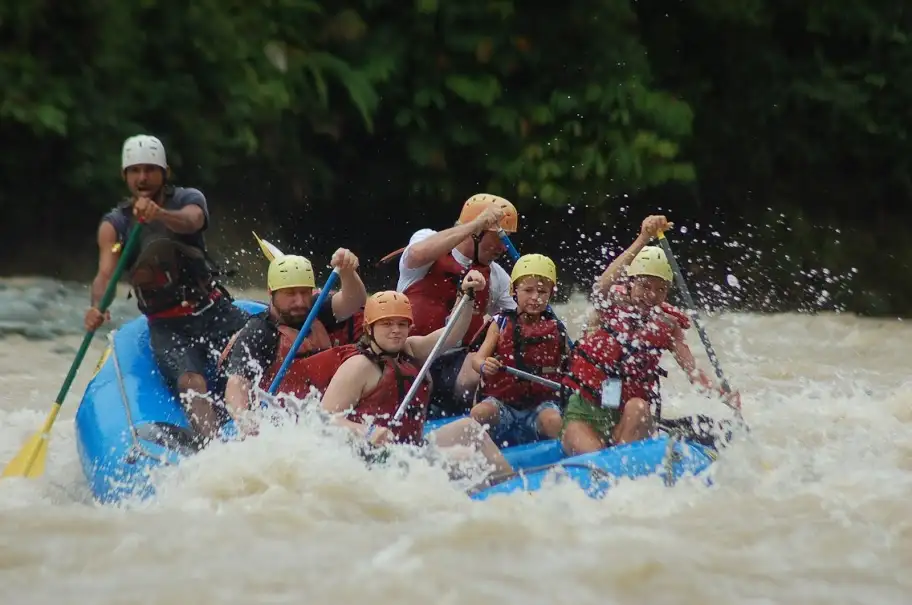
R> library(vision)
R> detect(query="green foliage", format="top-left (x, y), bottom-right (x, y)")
top-left (2, 0), bottom-right (912, 314)
top-left (346, 0), bottom-right (694, 206)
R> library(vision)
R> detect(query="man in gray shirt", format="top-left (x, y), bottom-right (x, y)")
top-left (84, 135), bottom-right (248, 446)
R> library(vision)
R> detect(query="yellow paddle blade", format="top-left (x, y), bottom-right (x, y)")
top-left (2, 431), bottom-right (50, 478)
top-left (2, 403), bottom-right (61, 479)
top-left (252, 231), bottom-right (284, 263)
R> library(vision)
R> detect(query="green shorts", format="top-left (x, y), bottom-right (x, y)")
top-left (561, 393), bottom-right (620, 440)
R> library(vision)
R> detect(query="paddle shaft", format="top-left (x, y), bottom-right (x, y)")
top-left (655, 231), bottom-right (734, 397)
top-left (57, 223), bottom-right (144, 405)
top-left (393, 293), bottom-right (474, 423)
top-left (267, 269), bottom-right (340, 396)
top-left (502, 365), bottom-right (562, 391)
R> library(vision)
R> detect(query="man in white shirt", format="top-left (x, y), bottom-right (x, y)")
top-left (396, 194), bottom-right (520, 416)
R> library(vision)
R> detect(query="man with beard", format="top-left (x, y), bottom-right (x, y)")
top-left (84, 134), bottom-right (249, 444)
top-left (221, 247), bottom-right (366, 427)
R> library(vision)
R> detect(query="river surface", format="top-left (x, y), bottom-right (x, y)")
top-left (0, 278), bottom-right (910, 604)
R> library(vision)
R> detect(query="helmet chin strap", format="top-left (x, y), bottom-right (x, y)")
top-left (368, 326), bottom-right (399, 357)
top-left (471, 234), bottom-right (482, 265)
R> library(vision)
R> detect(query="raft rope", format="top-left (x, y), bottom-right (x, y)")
top-left (108, 330), bottom-right (170, 465)
top-left (464, 462), bottom-right (615, 497)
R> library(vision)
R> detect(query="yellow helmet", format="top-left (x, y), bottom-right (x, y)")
top-left (252, 231), bottom-right (317, 292)
top-left (511, 253), bottom-right (557, 286)
top-left (627, 246), bottom-right (673, 282)
top-left (267, 255), bottom-right (316, 292)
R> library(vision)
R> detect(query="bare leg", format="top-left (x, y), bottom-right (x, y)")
top-left (177, 372), bottom-right (221, 443)
top-left (536, 407), bottom-right (563, 439)
top-left (610, 397), bottom-right (653, 444)
top-left (431, 418), bottom-right (513, 474)
top-left (561, 420), bottom-right (606, 456)
top-left (470, 398), bottom-right (501, 429)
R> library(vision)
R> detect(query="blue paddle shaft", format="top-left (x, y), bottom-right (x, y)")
top-left (498, 229), bottom-right (521, 261)
top-left (267, 269), bottom-right (341, 395)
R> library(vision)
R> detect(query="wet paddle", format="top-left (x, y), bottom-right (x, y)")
top-left (265, 268), bottom-right (340, 398)
top-left (3, 223), bottom-right (144, 479)
top-left (502, 365), bottom-right (562, 390)
top-left (655, 230), bottom-right (742, 420)
top-left (392, 291), bottom-right (475, 423)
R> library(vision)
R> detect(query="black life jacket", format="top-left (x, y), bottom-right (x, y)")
top-left (116, 190), bottom-right (225, 316)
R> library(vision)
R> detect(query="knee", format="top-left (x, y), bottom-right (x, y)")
top-left (537, 408), bottom-right (563, 435)
top-left (470, 400), bottom-right (499, 424)
top-left (559, 420), bottom-right (585, 447)
top-left (177, 372), bottom-right (208, 395)
top-left (622, 398), bottom-right (652, 422)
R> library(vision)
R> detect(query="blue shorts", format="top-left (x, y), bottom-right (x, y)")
top-left (479, 398), bottom-right (561, 447)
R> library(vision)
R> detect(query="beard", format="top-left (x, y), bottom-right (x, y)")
top-left (276, 308), bottom-right (309, 329)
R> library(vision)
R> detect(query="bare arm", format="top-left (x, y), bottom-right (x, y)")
top-left (320, 356), bottom-right (374, 437)
top-left (331, 270), bottom-right (367, 320)
top-left (90, 222), bottom-right (121, 307)
top-left (594, 215), bottom-right (672, 297)
top-left (224, 375), bottom-right (252, 421)
top-left (154, 204), bottom-right (205, 234)
top-left (404, 222), bottom-right (482, 269)
top-left (470, 322), bottom-right (501, 373)
top-left (670, 325), bottom-right (699, 380)
top-left (594, 234), bottom-right (650, 297)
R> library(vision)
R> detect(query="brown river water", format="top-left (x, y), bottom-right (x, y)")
top-left (0, 282), bottom-right (910, 604)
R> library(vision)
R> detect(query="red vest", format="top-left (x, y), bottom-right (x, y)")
top-left (312, 288), bottom-right (364, 347)
top-left (481, 311), bottom-right (567, 409)
top-left (327, 310), bottom-right (364, 347)
top-left (403, 254), bottom-right (491, 346)
top-left (345, 352), bottom-right (431, 445)
top-left (218, 312), bottom-right (334, 396)
top-left (563, 303), bottom-right (690, 413)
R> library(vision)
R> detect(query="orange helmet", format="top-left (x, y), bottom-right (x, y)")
top-left (363, 291), bottom-right (414, 326)
top-left (457, 194), bottom-right (518, 233)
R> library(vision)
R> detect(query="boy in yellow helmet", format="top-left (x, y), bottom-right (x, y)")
top-left (561, 215), bottom-right (741, 455)
top-left (465, 254), bottom-right (570, 446)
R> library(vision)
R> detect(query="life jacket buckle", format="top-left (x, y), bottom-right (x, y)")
top-left (190, 297), bottom-right (216, 316)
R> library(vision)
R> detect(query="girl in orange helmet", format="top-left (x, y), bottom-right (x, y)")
top-left (319, 272), bottom-right (513, 475)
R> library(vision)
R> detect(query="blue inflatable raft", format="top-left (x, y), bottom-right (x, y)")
top-left (75, 301), bottom-right (719, 504)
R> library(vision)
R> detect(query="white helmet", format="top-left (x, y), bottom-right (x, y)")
top-left (121, 135), bottom-right (167, 171)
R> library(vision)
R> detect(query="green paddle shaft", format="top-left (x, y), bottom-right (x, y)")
top-left (55, 223), bottom-right (143, 404)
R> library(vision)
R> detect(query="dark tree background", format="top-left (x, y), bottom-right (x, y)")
top-left (2, 0), bottom-right (910, 315)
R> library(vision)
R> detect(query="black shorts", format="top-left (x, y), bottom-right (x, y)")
top-left (148, 296), bottom-right (250, 395)
top-left (427, 348), bottom-right (474, 418)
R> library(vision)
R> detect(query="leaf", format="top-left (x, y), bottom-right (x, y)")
top-left (444, 74), bottom-right (502, 106)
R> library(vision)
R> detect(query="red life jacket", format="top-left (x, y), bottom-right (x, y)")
top-left (311, 288), bottom-right (365, 347)
top-left (403, 253), bottom-right (491, 346)
top-left (481, 310), bottom-right (569, 409)
top-left (218, 310), bottom-right (334, 395)
top-left (562, 302), bottom-right (690, 417)
top-left (345, 349), bottom-right (431, 445)
top-left (327, 310), bottom-right (364, 347)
